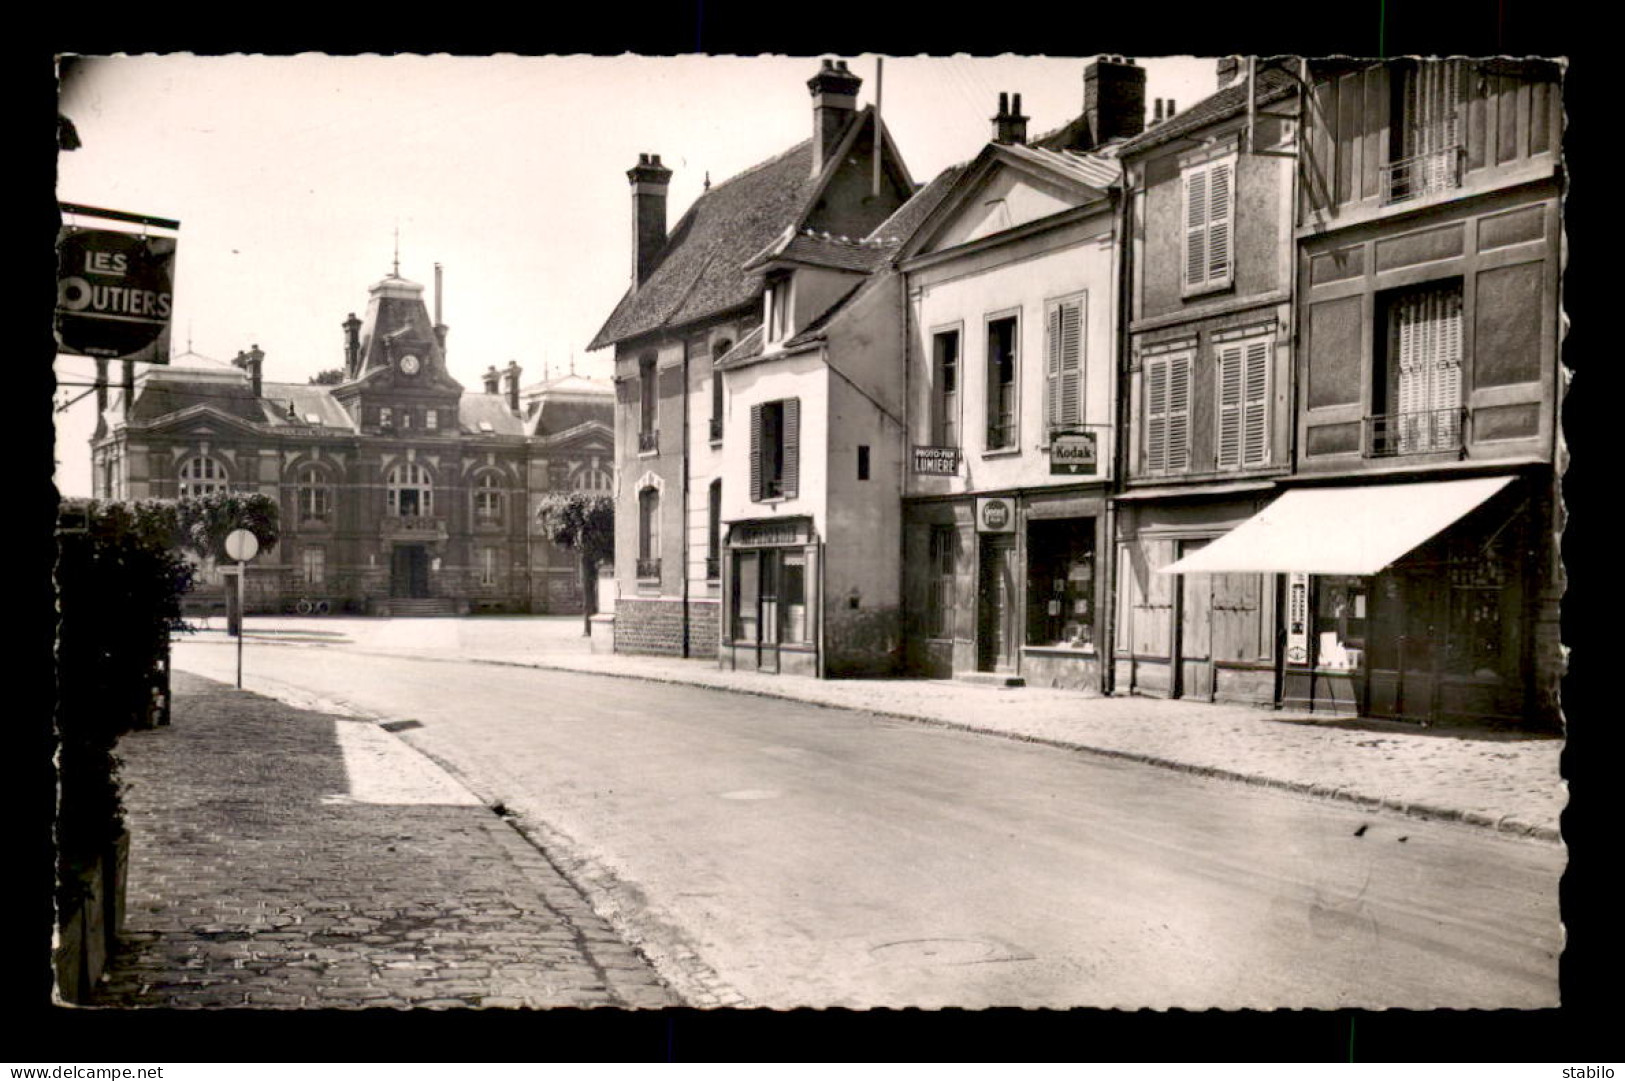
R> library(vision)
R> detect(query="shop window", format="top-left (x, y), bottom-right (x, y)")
top-left (1310, 575), bottom-right (1368, 671)
top-left (750, 398), bottom-right (799, 501)
top-left (386, 462), bottom-right (433, 517)
top-left (779, 551), bottom-right (808, 644)
top-left (985, 315), bottom-right (1018, 450)
top-left (731, 549), bottom-right (808, 645)
top-left (1143, 351), bottom-right (1192, 474)
top-left (302, 546), bottom-right (326, 586)
top-left (1216, 335), bottom-right (1271, 468)
top-left (1045, 295), bottom-right (1084, 434)
top-left (931, 328), bottom-right (960, 448)
top-left (178, 455), bottom-right (228, 498)
top-left (1026, 519), bottom-right (1095, 650)
top-left (732, 551), bottom-right (759, 641)
top-left (926, 526), bottom-right (958, 639)
top-left (1182, 155), bottom-right (1235, 294)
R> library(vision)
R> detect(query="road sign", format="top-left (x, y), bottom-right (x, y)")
top-left (225, 529), bottom-right (260, 562)
top-left (56, 227), bottom-right (175, 363)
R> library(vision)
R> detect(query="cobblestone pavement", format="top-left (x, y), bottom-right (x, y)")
top-left (212, 616), bottom-right (1567, 843)
top-left (91, 670), bottom-right (679, 1009)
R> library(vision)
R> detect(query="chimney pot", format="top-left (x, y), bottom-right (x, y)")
top-left (807, 56), bottom-right (863, 175)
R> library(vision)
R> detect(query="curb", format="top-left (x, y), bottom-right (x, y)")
top-left (395, 648), bottom-right (1567, 847)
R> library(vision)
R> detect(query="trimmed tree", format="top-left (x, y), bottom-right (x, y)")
top-left (535, 491), bottom-right (614, 635)
top-left (174, 492), bottom-right (281, 631)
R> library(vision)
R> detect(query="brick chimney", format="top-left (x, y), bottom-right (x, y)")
top-left (433, 262), bottom-right (449, 354)
top-left (1083, 56), bottom-right (1147, 147)
top-left (343, 312), bottom-right (361, 377)
top-left (503, 360), bottom-right (522, 415)
top-left (992, 92), bottom-right (1029, 145)
top-left (807, 57), bottom-right (863, 176)
top-left (626, 152), bottom-right (673, 289)
top-left (1216, 55), bottom-right (1242, 88)
top-left (483, 365), bottom-right (501, 395)
top-left (233, 344), bottom-right (264, 397)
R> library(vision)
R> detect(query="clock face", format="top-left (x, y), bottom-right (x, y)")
top-left (399, 354), bottom-right (421, 375)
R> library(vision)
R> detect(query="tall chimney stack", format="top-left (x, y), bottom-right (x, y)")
top-left (343, 312), bottom-right (362, 378)
top-left (1216, 55), bottom-right (1243, 88)
top-left (503, 360), bottom-right (522, 415)
top-left (992, 91), bottom-right (1029, 145)
top-left (807, 57), bottom-right (863, 176)
top-left (627, 152), bottom-right (673, 289)
top-left (433, 262), bottom-right (448, 353)
top-left (483, 365), bottom-right (501, 395)
top-left (1083, 56), bottom-right (1147, 148)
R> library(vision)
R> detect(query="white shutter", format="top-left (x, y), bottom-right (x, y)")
top-left (1046, 305), bottom-right (1063, 431)
top-left (1046, 297), bottom-right (1085, 432)
top-left (1242, 337), bottom-right (1270, 465)
top-left (1207, 159), bottom-right (1234, 285)
top-left (1184, 169), bottom-right (1208, 289)
top-left (1144, 359), bottom-right (1168, 473)
top-left (1216, 342), bottom-right (1243, 467)
top-left (1167, 353), bottom-right (1191, 471)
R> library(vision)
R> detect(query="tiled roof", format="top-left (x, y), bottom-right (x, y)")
top-left (529, 397), bottom-right (613, 438)
top-left (744, 227), bottom-right (899, 274)
top-left (126, 369), bottom-right (265, 425)
top-left (458, 393), bottom-right (528, 436)
top-left (865, 163), bottom-right (969, 244)
top-left (1118, 65), bottom-right (1298, 156)
top-left (588, 138), bottom-right (823, 351)
top-left (999, 142), bottom-right (1122, 191)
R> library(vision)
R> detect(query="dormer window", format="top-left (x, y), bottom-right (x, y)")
top-left (379, 406), bottom-right (394, 430)
top-left (425, 409), bottom-right (438, 431)
top-left (765, 276), bottom-right (792, 345)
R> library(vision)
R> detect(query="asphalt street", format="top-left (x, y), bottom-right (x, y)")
top-left (171, 636), bottom-right (1563, 1010)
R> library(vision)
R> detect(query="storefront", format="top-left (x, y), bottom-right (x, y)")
top-left (719, 516), bottom-right (820, 677)
top-left (1161, 473), bottom-right (1539, 725)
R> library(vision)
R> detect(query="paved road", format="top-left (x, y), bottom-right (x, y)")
top-left (173, 638), bottom-right (1563, 1010)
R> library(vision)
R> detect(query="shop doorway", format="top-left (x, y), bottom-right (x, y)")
top-left (977, 534), bottom-right (1018, 672)
top-left (390, 544), bottom-right (430, 598)
top-left (730, 548), bottom-right (811, 674)
top-left (1366, 568), bottom-right (1445, 723)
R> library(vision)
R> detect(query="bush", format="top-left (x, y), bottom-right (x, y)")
top-left (54, 498), bottom-right (194, 911)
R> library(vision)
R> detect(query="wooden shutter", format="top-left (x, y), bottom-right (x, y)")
top-left (1166, 352), bottom-right (1191, 471)
top-left (1046, 305), bottom-right (1062, 431)
top-left (1207, 159), bottom-right (1234, 285)
top-left (1242, 337), bottom-right (1270, 465)
top-left (1047, 297), bottom-right (1084, 431)
top-left (781, 398), bottom-right (800, 500)
top-left (1216, 343), bottom-right (1243, 467)
top-left (1183, 168), bottom-right (1209, 289)
top-left (1144, 358), bottom-right (1168, 473)
top-left (749, 403), bottom-right (763, 501)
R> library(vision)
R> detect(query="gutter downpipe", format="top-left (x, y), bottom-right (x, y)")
top-left (1277, 58), bottom-right (1309, 711)
top-left (897, 264), bottom-right (912, 678)
top-left (682, 338), bottom-right (692, 658)
top-left (1102, 171), bottom-right (1133, 697)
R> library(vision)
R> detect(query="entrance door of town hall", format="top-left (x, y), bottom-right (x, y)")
top-left (390, 544), bottom-right (430, 599)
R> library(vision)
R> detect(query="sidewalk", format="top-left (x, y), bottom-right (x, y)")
top-left (91, 669), bottom-right (679, 1009)
top-left (213, 615), bottom-right (1567, 844)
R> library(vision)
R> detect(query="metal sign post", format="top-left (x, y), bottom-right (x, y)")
top-left (224, 529), bottom-right (260, 688)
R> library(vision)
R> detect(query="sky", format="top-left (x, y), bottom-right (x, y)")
top-left (52, 53), bottom-right (1221, 498)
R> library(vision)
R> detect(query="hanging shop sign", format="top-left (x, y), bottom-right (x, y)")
top-left (1049, 430), bottom-right (1099, 476)
top-left (56, 227), bottom-right (176, 363)
top-left (976, 497), bottom-right (1016, 534)
top-left (912, 446), bottom-right (961, 475)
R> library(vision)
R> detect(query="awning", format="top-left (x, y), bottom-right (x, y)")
top-left (1158, 476), bottom-right (1514, 576)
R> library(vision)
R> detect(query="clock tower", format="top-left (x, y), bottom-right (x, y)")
top-left (332, 268), bottom-right (463, 432)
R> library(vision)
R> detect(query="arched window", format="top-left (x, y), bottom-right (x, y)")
top-left (178, 456), bottom-right (228, 498)
top-left (637, 487), bottom-right (660, 579)
top-left (297, 465), bottom-right (332, 521)
top-left (572, 463), bottom-right (613, 492)
top-left (387, 462), bottom-right (434, 517)
top-left (474, 471), bottom-right (504, 521)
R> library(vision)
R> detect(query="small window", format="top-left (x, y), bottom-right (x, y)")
top-left (1215, 335), bottom-right (1272, 469)
top-left (297, 466), bottom-right (331, 520)
top-left (425, 408), bottom-right (438, 430)
top-left (857, 445), bottom-right (870, 481)
top-left (479, 547), bottom-right (499, 587)
top-left (475, 472), bottom-right (503, 521)
top-left (985, 316), bottom-right (1018, 450)
top-left (1143, 351), bottom-right (1192, 474)
top-left (931, 328), bottom-right (960, 448)
top-left (477, 420), bottom-right (494, 433)
top-left (303, 412), bottom-right (323, 425)
top-left (750, 398), bottom-right (799, 501)
top-left (399, 409), bottom-right (412, 430)
top-left (302, 546), bottom-right (326, 586)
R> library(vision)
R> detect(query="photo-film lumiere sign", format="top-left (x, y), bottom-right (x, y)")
top-left (56, 205), bottom-right (179, 364)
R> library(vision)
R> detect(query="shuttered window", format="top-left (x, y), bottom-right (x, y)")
top-left (1143, 351), bottom-right (1192, 474)
top-left (1390, 282), bottom-right (1464, 452)
top-left (1215, 335), bottom-right (1271, 468)
top-left (750, 398), bottom-right (800, 501)
top-left (1183, 157), bottom-right (1236, 294)
top-left (1045, 295), bottom-right (1085, 434)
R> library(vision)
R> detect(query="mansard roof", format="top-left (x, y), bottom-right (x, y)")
top-left (457, 392), bottom-right (528, 436)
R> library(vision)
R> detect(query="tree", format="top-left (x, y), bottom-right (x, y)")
top-left (309, 368), bottom-right (345, 385)
top-left (173, 492), bottom-right (281, 633)
top-left (535, 491), bottom-right (614, 635)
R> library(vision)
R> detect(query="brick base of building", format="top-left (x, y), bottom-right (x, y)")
top-left (614, 597), bottom-right (720, 659)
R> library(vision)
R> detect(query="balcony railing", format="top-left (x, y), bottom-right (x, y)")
top-left (638, 429), bottom-right (658, 453)
top-left (381, 514), bottom-right (447, 538)
top-left (1363, 408), bottom-right (1467, 458)
top-left (636, 557), bottom-right (662, 580)
top-left (1380, 145), bottom-right (1463, 206)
